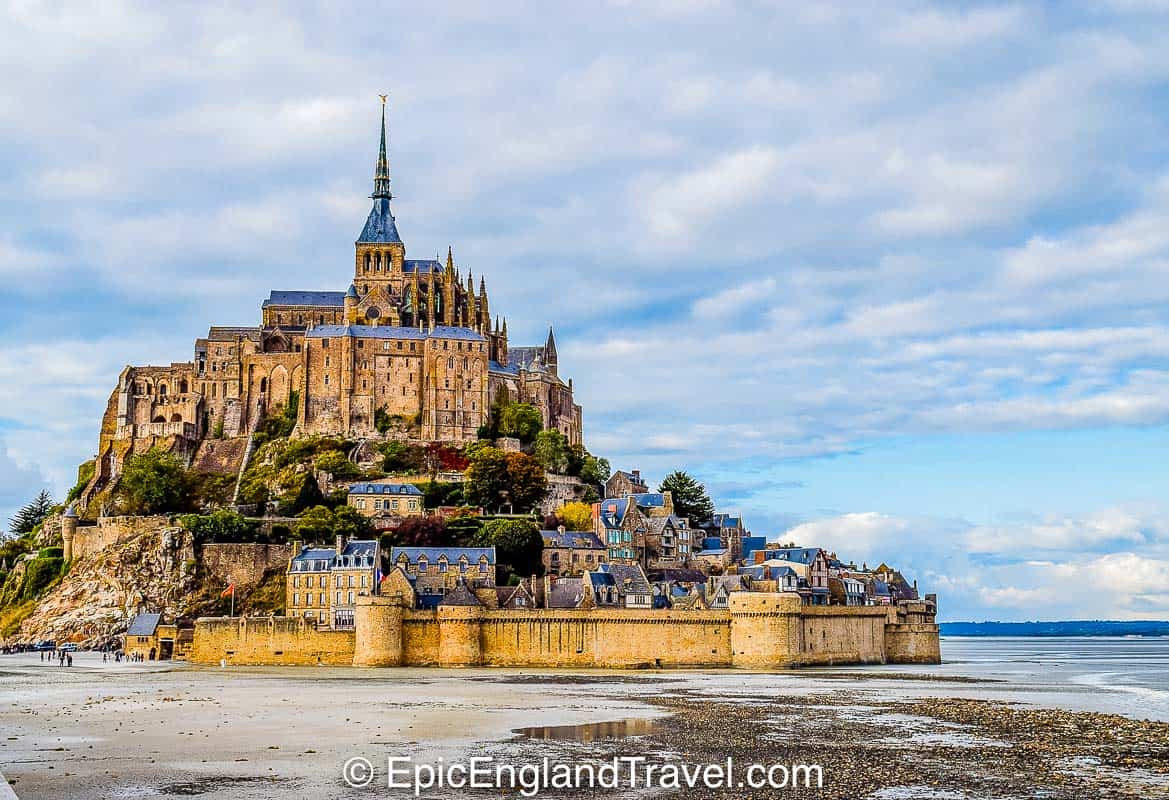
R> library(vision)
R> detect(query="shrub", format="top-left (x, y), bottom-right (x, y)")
top-left (21, 557), bottom-right (64, 601)
top-left (178, 510), bottom-right (255, 542)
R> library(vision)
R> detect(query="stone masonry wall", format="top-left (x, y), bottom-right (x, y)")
top-left (72, 516), bottom-right (172, 561)
top-left (192, 595), bottom-right (940, 669)
top-left (199, 543), bottom-right (292, 591)
top-left (190, 616), bottom-right (354, 666)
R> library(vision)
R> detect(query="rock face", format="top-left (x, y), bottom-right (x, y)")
top-left (18, 524), bottom-right (197, 647)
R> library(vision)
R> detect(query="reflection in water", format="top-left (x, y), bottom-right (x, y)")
top-left (514, 717), bottom-right (659, 742)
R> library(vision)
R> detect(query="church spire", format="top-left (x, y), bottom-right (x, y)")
top-left (544, 325), bottom-right (558, 367)
top-left (372, 94), bottom-right (392, 200)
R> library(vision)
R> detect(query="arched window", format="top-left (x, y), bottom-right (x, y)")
top-left (260, 377), bottom-right (267, 393)
top-left (170, 413), bottom-right (182, 422)
top-left (158, 383), bottom-right (167, 397)
top-left (447, 357), bottom-right (454, 369)
top-left (179, 379), bottom-right (188, 393)
top-left (152, 415), bottom-right (166, 423)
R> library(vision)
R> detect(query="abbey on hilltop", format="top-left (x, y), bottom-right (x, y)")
top-left (80, 102), bottom-right (582, 507)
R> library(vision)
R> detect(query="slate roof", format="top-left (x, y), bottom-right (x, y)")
top-left (698, 548), bottom-right (728, 556)
top-left (207, 326), bottom-right (262, 341)
top-left (357, 197), bottom-right (402, 244)
top-left (597, 498), bottom-right (629, 530)
top-left (710, 575), bottom-right (747, 592)
top-left (743, 564), bottom-right (798, 581)
top-left (596, 563), bottom-right (651, 595)
top-left (403, 259), bottom-right (442, 274)
top-left (391, 546), bottom-right (496, 565)
top-left (701, 537), bottom-right (724, 550)
top-left (630, 492), bottom-right (666, 509)
top-left (648, 568), bottom-right (707, 583)
top-left (438, 583), bottom-right (482, 607)
top-left (765, 547), bottom-right (823, 566)
top-left (711, 513), bottom-right (743, 529)
top-left (263, 290), bottom-right (347, 308)
top-left (305, 324), bottom-right (486, 342)
top-left (127, 612), bottom-right (162, 637)
top-left (291, 547), bottom-right (338, 571)
top-left (541, 530), bottom-right (605, 549)
top-left (508, 346), bottom-right (546, 370)
top-left (488, 360), bottom-right (520, 376)
top-left (349, 482), bottom-right (423, 496)
top-left (340, 540), bottom-right (378, 558)
top-left (547, 577), bottom-right (585, 609)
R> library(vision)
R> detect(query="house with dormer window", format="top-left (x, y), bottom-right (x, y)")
top-left (286, 535), bottom-right (380, 628)
top-left (390, 546), bottom-right (496, 604)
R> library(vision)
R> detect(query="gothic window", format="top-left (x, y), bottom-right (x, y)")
top-left (366, 307), bottom-right (381, 322)
top-left (260, 377), bottom-right (267, 393)
top-left (447, 357), bottom-right (453, 369)
top-left (179, 379), bottom-right (188, 393)
top-left (463, 357), bottom-right (468, 370)
top-left (158, 383), bottom-right (167, 397)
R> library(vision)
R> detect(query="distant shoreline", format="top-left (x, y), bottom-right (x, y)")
top-left (942, 621), bottom-right (1169, 637)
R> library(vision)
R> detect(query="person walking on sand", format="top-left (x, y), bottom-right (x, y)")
top-left (66, 653), bottom-right (73, 667)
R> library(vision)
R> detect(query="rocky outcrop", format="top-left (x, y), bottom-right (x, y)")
top-left (17, 525), bottom-right (197, 647)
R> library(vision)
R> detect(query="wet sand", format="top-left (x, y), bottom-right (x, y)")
top-left (1, 650), bottom-right (1167, 798)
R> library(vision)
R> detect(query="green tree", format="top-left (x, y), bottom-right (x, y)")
top-left (294, 506), bottom-right (336, 541)
top-left (331, 505), bottom-right (375, 539)
top-left (464, 448), bottom-right (548, 513)
top-left (558, 501), bottom-right (593, 532)
top-left (9, 490), bottom-right (55, 534)
top-left (505, 452), bottom-right (548, 513)
top-left (659, 471), bottom-right (715, 526)
top-left (374, 405), bottom-right (393, 434)
top-left (287, 472), bottom-right (325, 516)
top-left (118, 450), bottom-right (189, 514)
top-left (476, 518), bottom-right (543, 582)
top-left (464, 447), bottom-right (511, 512)
top-left (580, 454), bottom-right (611, 486)
top-left (498, 402), bottom-right (543, 444)
top-left (533, 430), bottom-right (570, 474)
top-left (378, 441), bottom-right (423, 473)
top-left (314, 450), bottom-right (361, 480)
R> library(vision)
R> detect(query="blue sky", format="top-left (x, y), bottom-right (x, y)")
top-left (3, 1), bottom-right (1169, 621)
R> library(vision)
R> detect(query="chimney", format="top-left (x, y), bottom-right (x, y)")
top-left (335, 534), bottom-right (345, 555)
top-left (632, 470), bottom-right (640, 480)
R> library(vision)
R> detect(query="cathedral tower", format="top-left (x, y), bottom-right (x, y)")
top-left (354, 97), bottom-right (405, 316)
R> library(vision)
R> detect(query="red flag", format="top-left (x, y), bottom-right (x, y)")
top-left (220, 584), bottom-right (235, 598)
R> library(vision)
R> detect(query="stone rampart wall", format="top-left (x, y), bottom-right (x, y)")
top-left (192, 595), bottom-right (940, 669)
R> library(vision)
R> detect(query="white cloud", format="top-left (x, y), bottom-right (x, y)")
top-left (638, 147), bottom-right (782, 245)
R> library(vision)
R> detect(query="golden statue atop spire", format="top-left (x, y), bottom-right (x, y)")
top-left (378, 93), bottom-right (388, 106)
